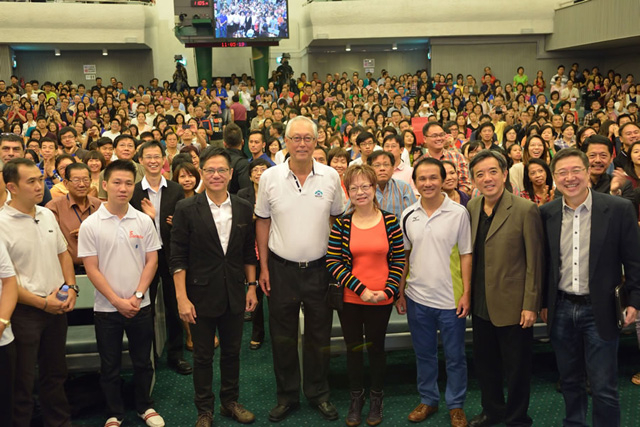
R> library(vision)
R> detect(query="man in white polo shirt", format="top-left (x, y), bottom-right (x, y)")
top-left (398, 157), bottom-right (472, 427)
top-left (0, 158), bottom-right (76, 427)
top-left (0, 241), bottom-right (18, 427)
top-left (78, 160), bottom-right (164, 427)
top-left (255, 116), bottom-right (344, 422)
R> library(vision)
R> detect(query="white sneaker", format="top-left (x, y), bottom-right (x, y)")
top-left (104, 417), bottom-right (122, 427)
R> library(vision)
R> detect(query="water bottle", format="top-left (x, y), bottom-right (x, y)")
top-left (56, 285), bottom-right (69, 302)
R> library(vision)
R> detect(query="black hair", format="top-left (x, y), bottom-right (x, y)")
top-left (3, 158), bottom-right (37, 186)
top-left (355, 131), bottom-right (374, 146)
top-left (55, 154), bottom-right (76, 173)
top-left (113, 134), bottom-right (136, 148)
top-left (223, 122), bottom-right (243, 148)
top-left (367, 151), bottom-right (395, 166)
top-left (65, 162), bottom-right (91, 181)
top-left (469, 149), bottom-right (508, 176)
top-left (412, 157), bottom-right (446, 183)
top-left (382, 134), bottom-right (404, 149)
top-left (104, 159), bottom-right (137, 182)
top-left (139, 140), bottom-right (166, 158)
top-left (549, 147), bottom-right (589, 173)
top-left (249, 158), bottom-right (272, 174)
top-left (522, 158), bottom-right (553, 200)
top-left (581, 134), bottom-right (613, 155)
top-left (200, 146), bottom-right (232, 168)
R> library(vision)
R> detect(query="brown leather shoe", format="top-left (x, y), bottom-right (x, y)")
top-left (220, 402), bottom-right (255, 424)
top-left (450, 408), bottom-right (468, 427)
top-left (408, 403), bottom-right (438, 422)
top-left (195, 412), bottom-right (213, 427)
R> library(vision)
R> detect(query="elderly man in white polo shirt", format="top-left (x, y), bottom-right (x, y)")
top-left (255, 116), bottom-right (344, 423)
top-left (397, 157), bottom-right (472, 427)
top-left (0, 158), bottom-right (77, 427)
top-left (78, 160), bottom-right (164, 427)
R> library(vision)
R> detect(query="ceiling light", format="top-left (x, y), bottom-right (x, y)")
top-left (392, 43), bottom-right (398, 50)
top-left (55, 49), bottom-right (61, 56)
top-left (102, 49), bottom-right (108, 56)
top-left (345, 44), bottom-right (351, 52)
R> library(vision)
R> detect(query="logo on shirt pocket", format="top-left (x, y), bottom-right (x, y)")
top-left (129, 230), bottom-right (143, 239)
top-left (315, 190), bottom-right (323, 198)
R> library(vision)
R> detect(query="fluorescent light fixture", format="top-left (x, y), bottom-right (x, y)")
top-left (345, 44), bottom-right (351, 52)
top-left (54, 49), bottom-right (61, 56)
top-left (102, 49), bottom-right (108, 56)
top-left (392, 43), bottom-right (397, 50)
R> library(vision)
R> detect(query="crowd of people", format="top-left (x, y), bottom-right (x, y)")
top-left (0, 62), bottom-right (640, 427)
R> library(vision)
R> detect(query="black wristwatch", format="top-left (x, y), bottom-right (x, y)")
top-left (66, 284), bottom-right (80, 296)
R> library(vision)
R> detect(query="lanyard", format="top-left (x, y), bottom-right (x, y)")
top-left (68, 194), bottom-right (91, 224)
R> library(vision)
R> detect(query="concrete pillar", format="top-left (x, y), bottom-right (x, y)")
top-left (0, 45), bottom-right (12, 82)
top-left (252, 46), bottom-right (269, 90)
top-left (194, 47), bottom-right (212, 84)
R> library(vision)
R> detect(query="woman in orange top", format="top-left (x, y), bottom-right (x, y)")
top-left (327, 164), bottom-right (405, 427)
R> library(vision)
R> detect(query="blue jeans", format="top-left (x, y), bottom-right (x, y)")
top-left (406, 297), bottom-right (467, 409)
top-left (550, 298), bottom-right (620, 427)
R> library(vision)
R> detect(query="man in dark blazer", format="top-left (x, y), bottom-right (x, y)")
top-left (130, 141), bottom-right (190, 374)
top-left (466, 150), bottom-right (543, 427)
top-left (171, 146), bottom-right (258, 427)
top-left (223, 122), bottom-right (251, 194)
top-left (540, 148), bottom-right (640, 427)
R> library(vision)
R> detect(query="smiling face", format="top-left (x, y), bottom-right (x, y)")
top-left (177, 168), bottom-right (196, 193)
top-left (585, 143), bottom-right (611, 177)
top-left (201, 155), bottom-right (232, 194)
top-left (415, 163), bottom-right (444, 200)
top-left (527, 163), bottom-right (547, 187)
top-left (443, 162), bottom-right (458, 191)
top-left (553, 155), bottom-right (589, 203)
top-left (471, 157), bottom-right (506, 200)
top-left (347, 173), bottom-right (375, 210)
top-left (285, 120), bottom-right (316, 163)
top-left (330, 155), bottom-right (348, 177)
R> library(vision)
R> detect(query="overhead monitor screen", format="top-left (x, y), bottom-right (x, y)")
top-left (214, 0), bottom-right (289, 40)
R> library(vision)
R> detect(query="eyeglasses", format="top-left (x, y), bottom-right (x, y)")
top-left (142, 155), bottom-right (163, 161)
top-left (348, 183), bottom-right (373, 193)
top-left (287, 135), bottom-right (315, 144)
top-left (426, 132), bottom-right (446, 139)
top-left (554, 167), bottom-right (586, 178)
top-left (69, 178), bottom-right (91, 185)
top-left (202, 167), bottom-right (230, 176)
top-left (359, 142), bottom-right (375, 148)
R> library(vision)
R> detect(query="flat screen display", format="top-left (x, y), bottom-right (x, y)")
top-left (214, 0), bottom-right (289, 40)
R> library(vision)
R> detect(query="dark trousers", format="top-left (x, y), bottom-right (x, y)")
top-left (190, 310), bottom-right (243, 414)
top-left (268, 257), bottom-right (332, 405)
top-left (472, 315), bottom-right (533, 427)
top-left (12, 303), bottom-right (71, 427)
top-left (0, 341), bottom-right (16, 427)
top-left (94, 306), bottom-right (154, 419)
top-left (149, 250), bottom-right (183, 362)
top-left (338, 302), bottom-right (393, 392)
top-left (550, 298), bottom-right (620, 427)
top-left (251, 264), bottom-right (265, 343)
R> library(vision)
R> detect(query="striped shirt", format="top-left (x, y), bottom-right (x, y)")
top-left (424, 149), bottom-right (472, 194)
top-left (326, 211), bottom-right (405, 301)
top-left (376, 178), bottom-right (418, 219)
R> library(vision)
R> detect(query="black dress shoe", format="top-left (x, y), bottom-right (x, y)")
top-left (268, 402), bottom-right (299, 422)
top-left (316, 401), bottom-right (338, 421)
top-left (468, 412), bottom-right (502, 427)
top-left (249, 341), bottom-right (262, 350)
top-left (168, 358), bottom-right (193, 375)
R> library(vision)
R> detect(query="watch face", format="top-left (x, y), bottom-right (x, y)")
top-left (136, 292), bottom-right (144, 299)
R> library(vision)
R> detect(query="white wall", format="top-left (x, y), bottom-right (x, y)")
top-left (308, 50), bottom-right (427, 80)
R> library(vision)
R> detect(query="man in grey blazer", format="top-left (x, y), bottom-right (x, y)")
top-left (466, 150), bottom-right (543, 427)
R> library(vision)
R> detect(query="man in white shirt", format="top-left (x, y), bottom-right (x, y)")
top-left (398, 158), bottom-right (472, 426)
top-left (256, 116), bottom-right (344, 422)
top-left (78, 160), bottom-right (165, 427)
top-left (0, 158), bottom-right (76, 427)
top-left (101, 118), bottom-right (122, 142)
top-left (0, 241), bottom-right (18, 427)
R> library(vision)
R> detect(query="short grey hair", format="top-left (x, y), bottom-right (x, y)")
top-left (285, 116), bottom-right (318, 139)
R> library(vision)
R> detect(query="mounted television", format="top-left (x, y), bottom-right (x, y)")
top-left (214, 0), bottom-right (289, 40)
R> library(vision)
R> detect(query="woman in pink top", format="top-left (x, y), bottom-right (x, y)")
top-left (327, 165), bottom-right (405, 427)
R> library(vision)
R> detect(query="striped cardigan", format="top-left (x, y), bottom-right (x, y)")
top-left (326, 211), bottom-right (405, 301)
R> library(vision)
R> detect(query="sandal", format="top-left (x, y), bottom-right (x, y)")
top-left (138, 408), bottom-right (165, 427)
top-left (104, 417), bottom-right (122, 427)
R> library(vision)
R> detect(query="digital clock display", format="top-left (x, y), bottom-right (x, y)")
top-left (220, 42), bottom-right (247, 47)
top-left (191, 0), bottom-right (210, 6)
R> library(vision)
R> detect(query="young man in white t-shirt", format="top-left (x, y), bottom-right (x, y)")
top-left (0, 241), bottom-right (18, 427)
top-left (78, 160), bottom-right (164, 427)
top-left (398, 158), bottom-right (472, 427)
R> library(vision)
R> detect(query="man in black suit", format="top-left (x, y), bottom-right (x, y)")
top-left (171, 146), bottom-right (258, 427)
top-left (540, 148), bottom-right (640, 427)
top-left (130, 141), bottom-right (190, 375)
top-left (223, 122), bottom-right (251, 194)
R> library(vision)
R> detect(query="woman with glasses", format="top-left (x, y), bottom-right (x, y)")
top-left (327, 164), bottom-right (405, 427)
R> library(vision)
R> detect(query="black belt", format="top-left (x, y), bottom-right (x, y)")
top-left (269, 251), bottom-right (325, 269)
top-left (558, 291), bottom-right (591, 305)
